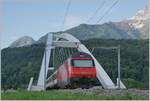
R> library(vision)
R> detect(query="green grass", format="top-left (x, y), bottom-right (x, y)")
top-left (1, 90), bottom-right (148, 100)
top-left (123, 78), bottom-right (146, 88)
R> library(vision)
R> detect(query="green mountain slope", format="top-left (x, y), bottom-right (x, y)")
top-left (2, 39), bottom-right (148, 89)
top-left (2, 44), bottom-right (45, 89)
top-left (36, 22), bottom-right (146, 44)
top-left (64, 22), bottom-right (141, 40)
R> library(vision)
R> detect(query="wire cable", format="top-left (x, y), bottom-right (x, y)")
top-left (61, 0), bottom-right (71, 31)
top-left (86, 0), bottom-right (106, 23)
top-left (96, 0), bottom-right (119, 24)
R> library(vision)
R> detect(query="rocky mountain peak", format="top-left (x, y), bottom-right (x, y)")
top-left (10, 36), bottom-right (35, 48)
top-left (128, 5), bottom-right (149, 29)
top-left (130, 5), bottom-right (149, 21)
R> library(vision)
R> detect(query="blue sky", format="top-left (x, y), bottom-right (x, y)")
top-left (1, 0), bottom-right (148, 48)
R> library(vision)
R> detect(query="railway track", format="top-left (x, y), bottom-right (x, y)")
top-left (56, 86), bottom-right (149, 96)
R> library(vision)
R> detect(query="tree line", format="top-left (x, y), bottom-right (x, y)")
top-left (1, 39), bottom-right (149, 89)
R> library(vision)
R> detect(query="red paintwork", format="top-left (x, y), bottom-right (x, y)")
top-left (69, 57), bottom-right (96, 78)
top-left (47, 52), bottom-right (97, 88)
top-left (70, 67), bottom-right (96, 78)
top-left (56, 57), bottom-right (96, 83)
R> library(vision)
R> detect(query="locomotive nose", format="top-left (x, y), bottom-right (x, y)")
top-left (71, 67), bottom-right (96, 78)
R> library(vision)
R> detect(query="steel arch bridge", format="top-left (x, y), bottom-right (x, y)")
top-left (28, 32), bottom-right (126, 91)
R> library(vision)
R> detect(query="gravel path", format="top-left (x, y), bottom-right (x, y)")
top-left (58, 86), bottom-right (149, 96)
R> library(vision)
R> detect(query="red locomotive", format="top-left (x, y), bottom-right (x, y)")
top-left (46, 52), bottom-right (97, 89)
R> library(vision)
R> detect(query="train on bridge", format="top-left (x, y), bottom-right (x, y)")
top-left (33, 33), bottom-right (126, 91)
top-left (46, 52), bottom-right (98, 89)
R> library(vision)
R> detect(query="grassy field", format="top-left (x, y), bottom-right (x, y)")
top-left (1, 90), bottom-right (148, 100)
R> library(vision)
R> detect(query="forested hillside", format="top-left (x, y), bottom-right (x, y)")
top-left (1, 39), bottom-right (148, 89)
top-left (83, 39), bottom-right (148, 88)
top-left (2, 44), bottom-right (45, 89)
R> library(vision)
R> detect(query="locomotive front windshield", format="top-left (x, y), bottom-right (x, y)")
top-left (72, 60), bottom-right (95, 67)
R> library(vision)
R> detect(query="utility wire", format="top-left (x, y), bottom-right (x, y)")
top-left (96, 0), bottom-right (119, 24)
top-left (86, 0), bottom-right (106, 23)
top-left (61, 0), bottom-right (71, 31)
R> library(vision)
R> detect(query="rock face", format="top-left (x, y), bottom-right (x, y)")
top-left (129, 5), bottom-right (149, 29)
top-left (10, 36), bottom-right (35, 48)
top-left (124, 5), bottom-right (149, 39)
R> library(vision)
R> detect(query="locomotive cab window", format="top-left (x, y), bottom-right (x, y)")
top-left (72, 60), bottom-right (95, 67)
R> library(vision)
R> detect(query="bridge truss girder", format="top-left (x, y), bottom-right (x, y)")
top-left (35, 32), bottom-right (126, 90)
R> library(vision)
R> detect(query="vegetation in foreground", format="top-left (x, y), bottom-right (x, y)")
top-left (1, 90), bottom-right (148, 100)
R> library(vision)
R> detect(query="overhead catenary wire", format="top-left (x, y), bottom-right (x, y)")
top-left (61, 0), bottom-right (71, 31)
top-left (86, 0), bottom-right (106, 23)
top-left (96, 0), bottom-right (119, 24)
top-left (53, 0), bottom-right (120, 68)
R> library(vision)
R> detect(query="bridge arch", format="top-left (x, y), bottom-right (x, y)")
top-left (35, 32), bottom-right (125, 90)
